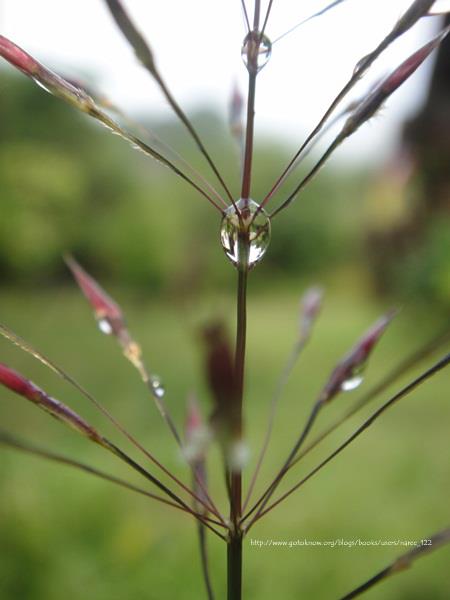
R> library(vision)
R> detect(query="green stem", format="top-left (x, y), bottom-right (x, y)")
top-left (227, 2), bottom-right (261, 596)
top-left (227, 234), bottom-right (249, 600)
top-left (227, 531), bottom-right (243, 600)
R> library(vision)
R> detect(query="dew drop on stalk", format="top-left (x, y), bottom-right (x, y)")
top-left (150, 375), bottom-right (165, 398)
top-left (97, 317), bottom-right (113, 335)
top-left (428, 0), bottom-right (450, 14)
top-left (220, 199), bottom-right (271, 269)
top-left (32, 77), bottom-right (51, 94)
top-left (340, 363), bottom-right (366, 391)
top-left (241, 32), bottom-right (272, 72)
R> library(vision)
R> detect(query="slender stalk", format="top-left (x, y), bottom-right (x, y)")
top-left (197, 522), bottom-right (215, 600)
top-left (226, 240), bottom-right (248, 600)
top-left (286, 327), bottom-right (450, 473)
top-left (243, 335), bottom-right (309, 512)
top-left (0, 430), bottom-right (223, 527)
top-left (138, 361), bottom-right (225, 523)
top-left (272, 0), bottom-right (347, 45)
top-left (106, 439), bottom-right (226, 540)
top-left (339, 526), bottom-right (450, 599)
top-left (0, 430), bottom-right (180, 510)
top-left (103, 0), bottom-right (235, 206)
top-left (241, 0), bottom-right (251, 32)
top-left (260, 0), bottom-right (274, 39)
top-left (231, 257), bottom-right (248, 523)
top-left (227, 2), bottom-right (261, 595)
top-left (227, 532), bottom-right (243, 600)
top-left (241, 74), bottom-right (257, 200)
top-left (243, 399), bottom-right (323, 526)
top-left (270, 138), bottom-right (341, 218)
top-left (0, 324), bottom-right (223, 520)
top-left (247, 352), bottom-right (450, 528)
top-left (260, 0), bottom-right (434, 213)
top-left (192, 463), bottom-right (216, 600)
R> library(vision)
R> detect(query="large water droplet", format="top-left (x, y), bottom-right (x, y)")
top-left (429, 0), bottom-right (450, 14)
top-left (97, 317), bottom-right (113, 335)
top-left (150, 375), bottom-right (165, 398)
top-left (241, 32), bottom-right (272, 72)
top-left (220, 199), bottom-right (271, 269)
top-left (340, 363), bottom-right (365, 391)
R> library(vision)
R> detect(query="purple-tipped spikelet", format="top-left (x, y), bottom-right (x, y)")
top-left (184, 395), bottom-right (211, 466)
top-left (320, 312), bottom-right (396, 403)
top-left (203, 323), bottom-right (238, 435)
top-left (343, 27), bottom-right (450, 139)
top-left (0, 35), bottom-right (94, 112)
top-left (300, 286), bottom-right (324, 336)
top-left (65, 257), bottom-right (123, 334)
top-left (0, 363), bottom-right (103, 443)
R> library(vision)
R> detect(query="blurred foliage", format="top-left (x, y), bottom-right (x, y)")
top-left (0, 72), bottom-right (448, 308)
top-left (0, 287), bottom-right (449, 600)
top-left (0, 68), bottom-right (449, 600)
top-left (0, 73), bottom-right (362, 292)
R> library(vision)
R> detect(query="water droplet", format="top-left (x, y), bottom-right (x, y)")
top-left (340, 363), bottom-right (365, 391)
top-left (97, 318), bottom-right (113, 335)
top-left (429, 0), bottom-right (450, 15)
top-left (183, 426), bottom-right (212, 463)
top-left (150, 375), bottom-right (165, 398)
top-left (220, 199), bottom-right (271, 269)
top-left (352, 53), bottom-right (372, 77)
top-left (228, 439), bottom-right (250, 472)
top-left (241, 32), bottom-right (272, 72)
top-left (32, 77), bottom-right (52, 94)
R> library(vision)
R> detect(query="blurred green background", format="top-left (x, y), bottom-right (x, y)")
top-left (0, 69), bottom-right (449, 600)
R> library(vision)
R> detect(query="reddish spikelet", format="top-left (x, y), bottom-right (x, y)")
top-left (0, 36), bottom-right (40, 76)
top-left (203, 323), bottom-right (238, 433)
top-left (320, 311), bottom-right (396, 403)
top-left (300, 286), bottom-right (324, 336)
top-left (0, 363), bottom-right (41, 401)
top-left (0, 36), bottom-right (94, 112)
top-left (0, 363), bottom-right (103, 443)
top-left (184, 394), bottom-right (211, 466)
top-left (343, 28), bottom-right (449, 138)
top-left (380, 37), bottom-right (445, 94)
top-left (65, 256), bottom-right (123, 332)
top-left (229, 82), bottom-right (244, 139)
top-left (186, 395), bottom-right (204, 440)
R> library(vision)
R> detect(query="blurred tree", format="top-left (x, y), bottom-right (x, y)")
top-left (366, 16), bottom-right (450, 308)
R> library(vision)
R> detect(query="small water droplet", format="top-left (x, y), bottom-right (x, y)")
top-left (228, 440), bottom-right (250, 472)
top-left (353, 54), bottom-right (370, 77)
top-left (241, 32), bottom-right (272, 72)
top-left (340, 363), bottom-right (365, 391)
top-left (97, 317), bottom-right (113, 335)
top-left (150, 375), bottom-right (165, 398)
top-left (32, 77), bottom-right (52, 94)
top-left (220, 199), bottom-right (271, 269)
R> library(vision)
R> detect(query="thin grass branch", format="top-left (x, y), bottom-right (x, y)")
top-left (0, 324), bottom-right (223, 521)
top-left (260, 0), bottom-right (435, 213)
top-left (103, 0), bottom-right (235, 206)
top-left (243, 287), bottom-right (323, 511)
top-left (339, 526), bottom-right (450, 599)
top-left (287, 326), bottom-right (450, 472)
top-left (270, 25), bottom-right (449, 217)
top-left (0, 36), bottom-right (224, 213)
top-left (247, 352), bottom-right (450, 529)
top-left (273, 0), bottom-right (347, 45)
